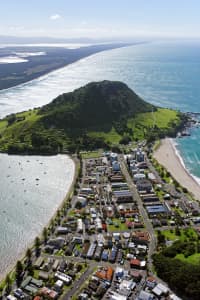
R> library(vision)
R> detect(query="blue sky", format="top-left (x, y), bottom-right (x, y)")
top-left (1, 0), bottom-right (200, 39)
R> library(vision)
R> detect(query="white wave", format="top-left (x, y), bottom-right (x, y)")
top-left (0, 56), bottom-right (28, 64)
top-left (171, 138), bottom-right (200, 186)
top-left (13, 52), bottom-right (46, 57)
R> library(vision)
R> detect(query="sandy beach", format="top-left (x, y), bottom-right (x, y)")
top-left (153, 138), bottom-right (200, 201)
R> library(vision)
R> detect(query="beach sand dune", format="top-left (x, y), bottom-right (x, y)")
top-left (153, 138), bottom-right (200, 201)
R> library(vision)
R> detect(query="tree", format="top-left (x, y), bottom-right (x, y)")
top-left (76, 264), bottom-right (82, 272)
top-left (25, 248), bottom-right (32, 266)
top-left (34, 237), bottom-right (41, 257)
top-left (5, 274), bottom-right (11, 295)
top-left (75, 201), bottom-right (82, 209)
top-left (15, 260), bottom-right (23, 287)
top-left (119, 135), bottom-right (131, 145)
top-left (42, 227), bottom-right (48, 245)
top-left (7, 114), bottom-right (16, 126)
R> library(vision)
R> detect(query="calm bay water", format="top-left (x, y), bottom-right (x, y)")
top-left (0, 154), bottom-right (74, 277)
top-left (0, 41), bottom-right (200, 275)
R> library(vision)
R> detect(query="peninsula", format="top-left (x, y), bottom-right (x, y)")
top-left (0, 80), bottom-right (185, 154)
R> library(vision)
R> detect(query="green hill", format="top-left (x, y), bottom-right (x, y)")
top-left (0, 80), bottom-right (185, 154)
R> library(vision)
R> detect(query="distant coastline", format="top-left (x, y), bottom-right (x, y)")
top-left (0, 42), bottom-right (135, 91)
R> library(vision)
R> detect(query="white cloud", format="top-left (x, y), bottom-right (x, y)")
top-left (50, 14), bottom-right (62, 21)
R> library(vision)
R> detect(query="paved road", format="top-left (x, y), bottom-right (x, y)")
top-left (62, 265), bottom-right (94, 300)
top-left (119, 156), bottom-right (157, 273)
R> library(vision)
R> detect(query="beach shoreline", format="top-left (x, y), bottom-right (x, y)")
top-left (153, 138), bottom-right (200, 201)
top-left (0, 154), bottom-right (77, 283)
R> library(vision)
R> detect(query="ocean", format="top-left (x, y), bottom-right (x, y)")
top-left (0, 41), bottom-right (200, 275)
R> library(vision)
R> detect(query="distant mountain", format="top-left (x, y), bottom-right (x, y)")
top-left (0, 81), bottom-right (183, 154)
top-left (0, 35), bottom-right (95, 44)
top-left (0, 35), bottom-right (147, 45)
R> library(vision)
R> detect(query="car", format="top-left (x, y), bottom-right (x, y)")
top-left (120, 259), bottom-right (124, 265)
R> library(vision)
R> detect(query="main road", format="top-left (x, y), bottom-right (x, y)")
top-left (119, 155), bottom-right (157, 273)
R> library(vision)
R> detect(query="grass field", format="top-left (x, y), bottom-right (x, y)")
top-left (128, 108), bottom-right (180, 140)
top-left (80, 149), bottom-right (103, 159)
top-left (108, 218), bottom-right (128, 232)
top-left (162, 228), bottom-right (198, 241)
top-left (89, 127), bottom-right (121, 144)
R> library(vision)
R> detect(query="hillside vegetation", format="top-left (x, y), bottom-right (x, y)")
top-left (154, 229), bottom-right (200, 299)
top-left (0, 80), bottom-right (185, 154)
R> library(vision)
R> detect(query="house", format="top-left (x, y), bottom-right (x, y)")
top-left (132, 231), bottom-right (150, 245)
top-left (136, 179), bottom-right (152, 193)
top-left (56, 226), bottom-right (69, 235)
top-left (152, 283), bottom-right (169, 297)
top-left (77, 218), bottom-right (84, 233)
top-left (113, 190), bottom-right (133, 203)
top-left (39, 287), bottom-right (58, 300)
top-left (55, 271), bottom-right (72, 285)
top-left (148, 173), bottom-right (157, 182)
top-left (78, 293), bottom-right (89, 300)
top-left (133, 173), bottom-right (146, 182)
top-left (109, 291), bottom-right (127, 300)
top-left (95, 266), bottom-right (114, 282)
top-left (137, 290), bottom-right (154, 300)
top-left (146, 276), bottom-right (157, 289)
top-left (48, 237), bottom-right (65, 249)
top-left (54, 280), bottom-right (63, 293)
top-left (34, 257), bottom-right (44, 269)
top-left (118, 280), bottom-right (136, 296)
top-left (169, 294), bottom-right (182, 300)
top-left (112, 161), bottom-right (121, 172)
top-left (38, 271), bottom-right (49, 281)
top-left (146, 204), bottom-right (169, 216)
top-left (136, 151), bottom-right (145, 162)
top-left (130, 270), bottom-right (142, 282)
top-left (130, 259), bottom-right (140, 269)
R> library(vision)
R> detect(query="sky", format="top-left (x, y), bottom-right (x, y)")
top-left (1, 0), bottom-right (200, 40)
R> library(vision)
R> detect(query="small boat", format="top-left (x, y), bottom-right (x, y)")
top-left (177, 132), bottom-right (182, 138)
top-left (181, 130), bottom-right (190, 136)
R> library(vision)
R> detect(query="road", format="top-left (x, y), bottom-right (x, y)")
top-left (62, 265), bottom-right (94, 299)
top-left (119, 155), bottom-right (157, 273)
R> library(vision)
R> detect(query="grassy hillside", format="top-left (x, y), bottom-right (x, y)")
top-left (0, 81), bottom-right (185, 154)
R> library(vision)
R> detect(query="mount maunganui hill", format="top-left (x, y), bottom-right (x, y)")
top-left (0, 81), bottom-right (186, 154)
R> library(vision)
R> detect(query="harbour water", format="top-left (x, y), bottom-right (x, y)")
top-left (1, 41), bottom-right (200, 275)
top-left (0, 154), bottom-right (74, 278)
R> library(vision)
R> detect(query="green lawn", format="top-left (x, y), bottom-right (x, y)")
top-left (162, 228), bottom-right (198, 241)
top-left (108, 219), bottom-right (128, 232)
top-left (176, 253), bottom-right (200, 264)
top-left (131, 108), bottom-right (179, 128)
top-left (89, 126), bottom-right (121, 144)
top-left (80, 149), bottom-right (103, 159)
top-left (128, 108), bottom-right (180, 140)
